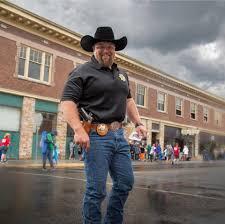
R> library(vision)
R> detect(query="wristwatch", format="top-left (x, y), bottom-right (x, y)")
top-left (135, 122), bottom-right (144, 128)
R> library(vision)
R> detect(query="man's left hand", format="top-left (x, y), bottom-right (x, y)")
top-left (136, 125), bottom-right (147, 139)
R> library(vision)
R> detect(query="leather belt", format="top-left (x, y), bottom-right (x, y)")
top-left (91, 121), bottom-right (122, 132)
top-left (82, 121), bottom-right (122, 136)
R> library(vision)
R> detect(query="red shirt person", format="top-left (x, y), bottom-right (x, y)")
top-left (1, 134), bottom-right (11, 147)
top-left (173, 144), bottom-right (180, 159)
top-left (1, 133), bottom-right (11, 163)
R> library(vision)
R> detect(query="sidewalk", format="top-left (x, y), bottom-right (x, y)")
top-left (1, 158), bottom-right (224, 169)
top-left (1, 159), bottom-right (85, 169)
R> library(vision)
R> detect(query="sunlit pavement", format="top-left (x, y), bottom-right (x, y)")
top-left (0, 161), bottom-right (225, 224)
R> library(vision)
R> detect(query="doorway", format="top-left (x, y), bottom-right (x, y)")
top-left (152, 132), bottom-right (157, 145)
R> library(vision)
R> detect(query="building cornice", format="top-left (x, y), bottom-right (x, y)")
top-left (141, 117), bottom-right (225, 137)
top-left (0, 87), bottom-right (60, 103)
top-left (1, 0), bottom-right (225, 106)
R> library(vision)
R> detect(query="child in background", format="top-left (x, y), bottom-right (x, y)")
top-left (52, 143), bottom-right (60, 166)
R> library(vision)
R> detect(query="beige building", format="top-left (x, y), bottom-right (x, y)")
top-left (0, 1), bottom-right (225, 160)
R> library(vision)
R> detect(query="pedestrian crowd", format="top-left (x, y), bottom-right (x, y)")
top-left (129, 141), bottom-right (191, 165)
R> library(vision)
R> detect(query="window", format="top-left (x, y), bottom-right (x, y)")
top-left (214, 111), bottom-right (221, 126)
top-left (190, 102), bottom-right (197, 120)
top-left (152, 123), bottom-right (160, 132)
top-left (176, 97), bottom-right (183, 116)
top-left (203, 107), bottom-right (208, 123)
top-left (136, 84), bottom-right (146, 106)
top-left (38, 112), bottom-right (57, 133)
top-left (157, 92), bottom-right (166, 112)
top-left (18, 45), bottom-right (52, 83)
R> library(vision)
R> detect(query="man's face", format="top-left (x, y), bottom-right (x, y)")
top-left (93, 41), bottom-right (116, 68)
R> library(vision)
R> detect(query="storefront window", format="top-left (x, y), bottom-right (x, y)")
top-left (164, 126), bottom-right (183, 147)
top-left (38, 112), bottom-right (57, 134)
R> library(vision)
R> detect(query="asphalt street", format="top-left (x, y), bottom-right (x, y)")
top-left (0, 161), bottom-right (225, 224)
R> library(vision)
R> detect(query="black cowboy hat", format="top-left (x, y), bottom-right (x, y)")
top-left (80, 26), bottom-right (127, 52)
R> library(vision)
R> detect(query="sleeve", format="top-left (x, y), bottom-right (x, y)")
top-left (124, 72), bottom-right (132, 99)
top-left (61, 69), bottom-right (84, 104)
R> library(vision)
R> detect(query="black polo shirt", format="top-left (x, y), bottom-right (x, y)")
top-left (61, 56), bottom-right (132, 123)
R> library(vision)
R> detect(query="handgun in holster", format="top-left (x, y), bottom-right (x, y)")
top-left (79, 107), bottom-right (93, 135)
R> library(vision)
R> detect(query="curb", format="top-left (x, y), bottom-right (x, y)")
top-left (1, 160), bottom-right (224, 169)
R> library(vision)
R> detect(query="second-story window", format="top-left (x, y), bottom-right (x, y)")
top-left (176, 97), bottom-right (183, 116)
top-left (157, 92), bottom-right (166, 112)
top-left (136, 84), bottom-right (146, 107)
top-left (190, 102), bottom-right (197, 120)
top-left (203, 107), bottom-right (208, 123)
top-left (214, 111), bottom-right (221, 126)
top-left (18, 45), bottom-right (52, 84)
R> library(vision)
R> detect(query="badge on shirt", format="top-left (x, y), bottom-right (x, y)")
top-left (118, 74), bottom-right (126, 82)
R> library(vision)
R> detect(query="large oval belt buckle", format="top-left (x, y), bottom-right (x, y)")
top-left (96, 123), bottom-right (108, 136)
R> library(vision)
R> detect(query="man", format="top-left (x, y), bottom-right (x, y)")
top-left (61, 27), bottom-right (147, 224)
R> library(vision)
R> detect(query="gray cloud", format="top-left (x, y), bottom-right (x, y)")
top-left (10, 0), bottom-right (225, 98)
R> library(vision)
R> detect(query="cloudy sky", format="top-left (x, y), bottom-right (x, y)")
top-left (10, 0), bottom-right (225, 98)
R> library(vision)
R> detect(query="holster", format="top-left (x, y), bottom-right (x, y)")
top-left (82, 121), bottom-right (92, 135)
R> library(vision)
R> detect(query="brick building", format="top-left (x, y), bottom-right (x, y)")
top-left (0, 1), bottom-right (225, 160)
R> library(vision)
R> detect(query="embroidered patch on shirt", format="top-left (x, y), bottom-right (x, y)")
top-left (118, 74), bottom-right (126, 82)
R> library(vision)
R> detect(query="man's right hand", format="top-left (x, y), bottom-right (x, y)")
top-left (74, 126), bottom-right (90, 151)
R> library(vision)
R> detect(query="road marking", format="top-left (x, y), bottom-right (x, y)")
top-left (10, 171), bottom-right (225, 202)
top-left (134, 186), bottom-right (225, 201)
top-left (11, 171), bottom-right (87, 182)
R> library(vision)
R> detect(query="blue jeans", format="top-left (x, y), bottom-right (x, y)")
top-left (42, 149), bottom-right (53, 168)
top-left (83, 128), bottom-right (134, 224)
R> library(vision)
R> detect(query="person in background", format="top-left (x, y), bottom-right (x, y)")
top-left (40, 131), bottom-right (48, 170)
top-left (167, 144), bottom-right (173, 161)
top-left (151, 143), bottom-right (157, 161)
top-left (183, 144), bottom-right (189, 161)
top-left (172, 143), bottom-right (180, 165)
top-left (0, 133), bottom-right (11, 163)
top-left (53, 143), bottom-right (60, 166)
top-left (134, 142), bottom-right (140, 160)
top-left (41, 131), bottom-right (56, 170)
top-left (139, 140), bottom-right (146, 161)
top-left (69, 139), bottom-right (75, 160)
top-left (149, 144), bottom-right (155, 162)
top-left (146, 143), bottom-right (151, 161)
top-left (156, 142), bottom-right (162, 160)
top-left (163, 147), bottom-right (168, 161)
